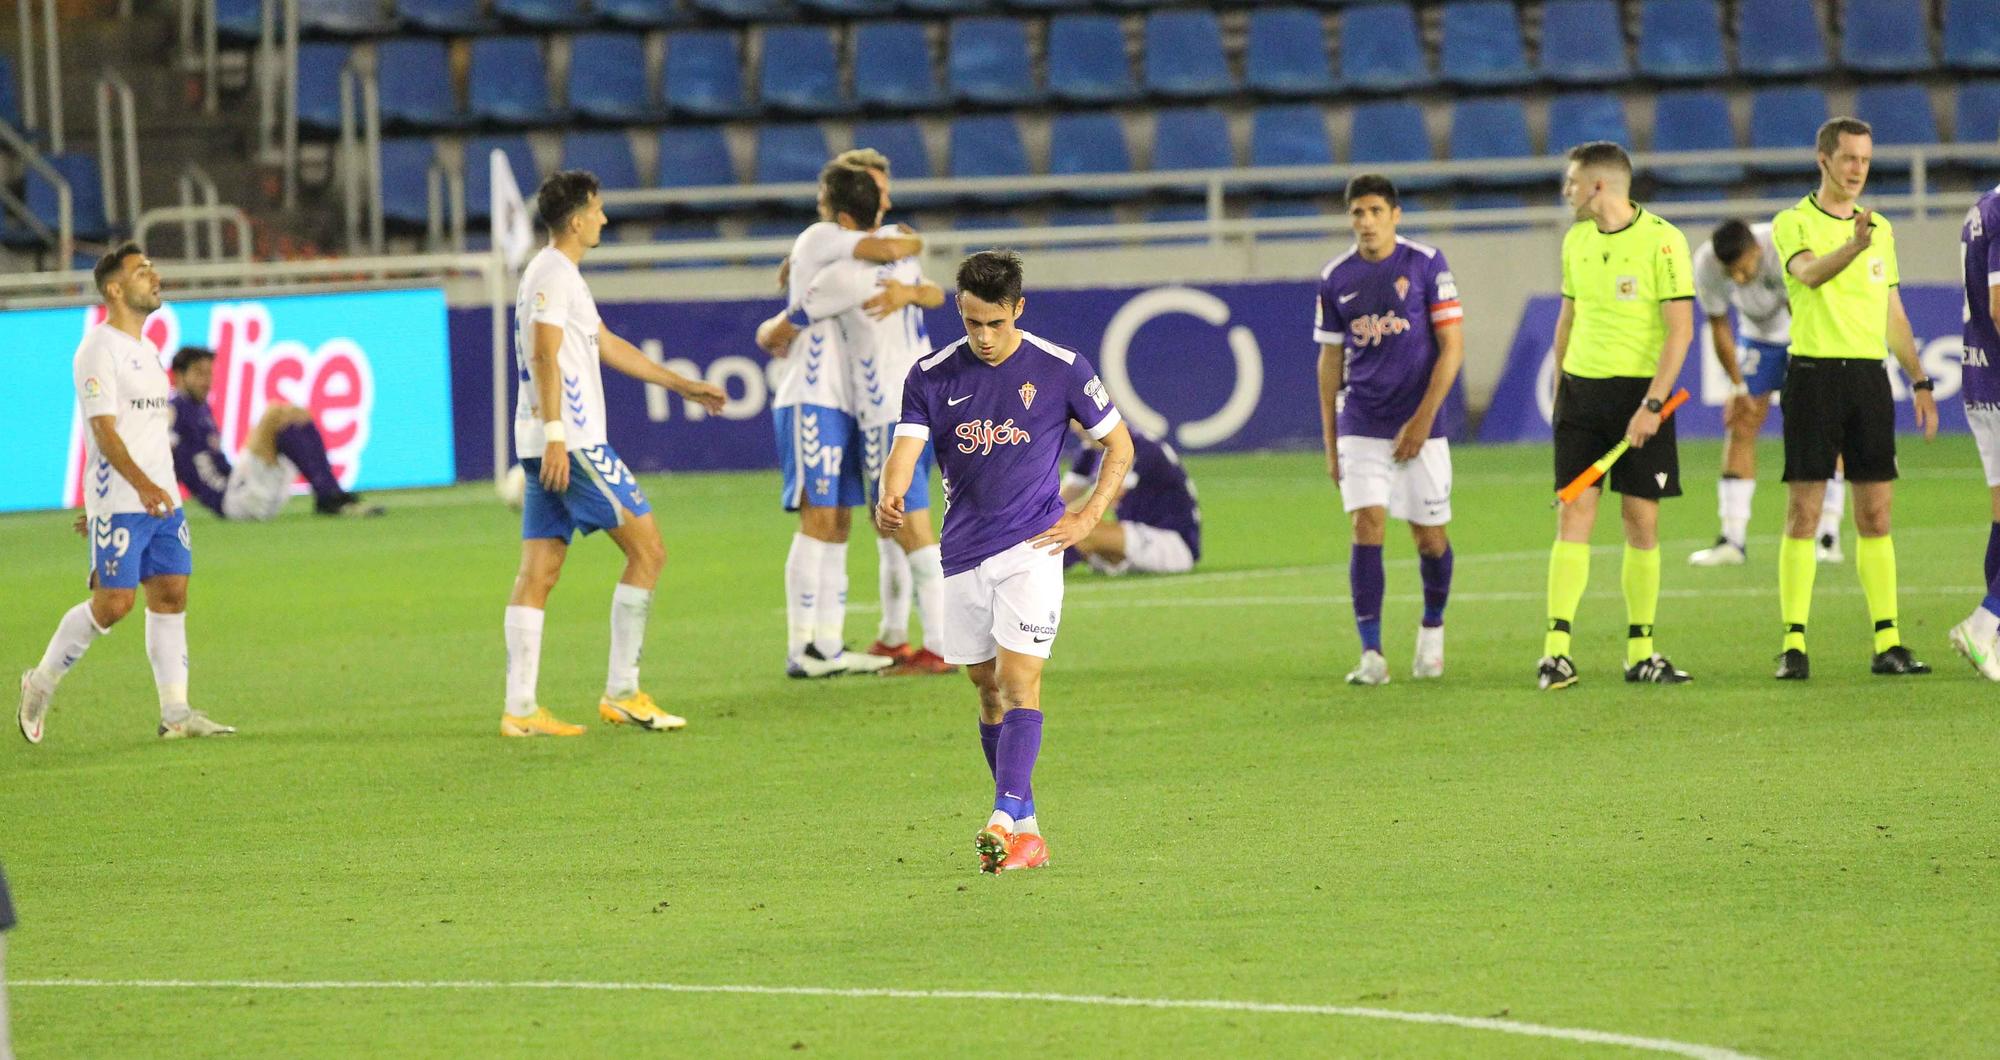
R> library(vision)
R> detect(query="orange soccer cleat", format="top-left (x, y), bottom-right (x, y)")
top-left (500, 707), bottom-right (586, 737)
top-left (885, 647), bottom-right (957, 676)
top-left (999, 832), bottom-right (1050, 872)
top-left (975, 823), bottom-right (1011, 874)
top-left (866, 640), bottom-right (918, 664)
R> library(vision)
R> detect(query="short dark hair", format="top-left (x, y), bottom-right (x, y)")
top-left (94, 241), bottom-right (144, 296)
top-left (171, 345), bottom-right (217, 375)
top-left (1710, 219), bottom-right (1757, 266)
top-left (1345, 174), bottom-right (1400, 208)
top-left (956, 249), bottom-right (1024, 307)
top-left (1816, 116), bottom-right (1872, 157)
top-left (536, 169), bottom-right (600, 232)
top-left (1566, 140), bottom-right (1632, 177)
top-left (819, 162), bottom-right (881, 227)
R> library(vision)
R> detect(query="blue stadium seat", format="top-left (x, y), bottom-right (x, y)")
top-left (1960, 82), bottom-right (2000, 143)
top-left (853, 23), bottom-right (943, 110)
top-left (1547, 92), bottom-right (1630, 153)
top-left (1737, 0), bottom-right (1830, 76)
top-left (1856, 85), bottom-right (1940, 172)
top-left (655, 126), bottom-right (738, 211)
top-left (296, 43), bottom-right (351, 134)
top-left (1840, 0), bottom-right (1933, 73)
top-left (396, 0), bottom-right (492, 34)
top-left (378, 138), bottom-right (437, 227)
top-left (1447, 98), bottom-right (1537, 186)
top-left (1453, 191), bottom-right (1531, 232)
top-left (647, 220), bottom-right (724, 269)
top-left (800, 0), bottom-right (892, 15)
top-left (904, 0), bottom-right (981, 15)
top-left (1152, 107), bottom-right (1235, 174)
top-left (300, 0), bottom-right (393, 35)
top-left (495, 0), bottom-right (592, 28)
top-left (1049, 113), bottom-right (1133, 202)
top-left (948, 115), bottom-right (1033, 203)
top-left (469, 37), bottom-right (562, 126)
top-left (1047, 208), bottom-right (1119, 250)
top-left (26, 154), bottom-right (110, 242)
top-left (216, 0), bottom-right (261, 41)
top-left (1945, 0), bottom-right (2000, 71)
top-left (744, 217), bottom-right (800, 266)
top-left (666, 31), bottom-right (748, 119)
top-left (570, 34), bottom-right (663, 124)
top-left (1249, 103), bottom-right (1332, 193)
top-left (1636, 0), bottom-right (1725, 80)
top-left (753, 124), bottom-right (831, 206)
top-left (1337, 3), bottom-right (1430, 92)
top-left (759, 27), bottom-right (847, 116)
top-left (1650, 185), bottom-right (1728, 202)
top-left (948, 18), bottom-right (1040, 106)
top-left (465, 135), bottom-right (538, 222)
top-left (562, 132), bottom-right (652, 220)
top-left (1144, 11), bottom-right (1233, 99)
top-left (1649, 89), bottom-right (1743, 184)
top-left (1349, 101), bottom-right (1444, 189)
top-left (1540, 0), bottom-right (1630, 84)
top-left (687, 0), bottom-right (788, 20)
top-left (1245, 8), bottom-right (1334, 97)
top-left (1143, 202), bottom-right (1208, 246)
top-left (1439, 1), bottom-right (1532, 88)
top-left (1749, 86), bottom-right (1828, 174)
top-left (1002, 0), bottom-right (1087, 14)
top-left (1250, 199), bottom-right (1323, 241)
top-left (0, 56), bottom-right (20, 133)
top-left (1047, 16), bottom-right (1138, 104)
top-left (597, 0), bottom-right (689, 27)
top-left (850, 119), bottom-right (941, 209)
top-left (375, 39), bottom-right (465, 129)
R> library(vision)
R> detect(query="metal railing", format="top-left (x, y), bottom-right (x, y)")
top-left (256, 0), bottom-right (299, 208)
top-left (338, 55), bottom-right (383, 254)
top-left (178, 0), bottom-right (220, 114)
top-left (95, 71), bottom-right (142, 232)
top-left (0, 120), bottom-right (69, 263)
top-left (16, 0), bottom-right (63, 152)
top-left (135, 204), bottom-right (253, 265)
top-left (174, 163), bottom-right (235, 261)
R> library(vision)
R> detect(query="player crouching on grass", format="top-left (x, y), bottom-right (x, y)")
top-left (876, 250), bottom-right (1133, 874)
top-left (1059, 421), bottom-right (1201, 577)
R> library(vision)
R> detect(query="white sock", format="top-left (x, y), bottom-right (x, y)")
top-left (907, 544), bottom-right (946, 652)
top-left (1818, 474), bottom-right (1846, 540)
top-left (812, 537), bottom-right (848, 657)
top-left (35, 601), bottom-right (107, 687)
top-left (1013, 814), bottom-right (1039, 836)
top-left (144, 610), bottom-right (190, 723)
top-left (504, 605), bottom-right (544, 718)
top-left (1971, 606), bottom-right (2000, 642)
top-left (876, 536), bottom-right (911, 646)
top-left (785, 533), bottom-right (817, 660)
top-left (985, 809), bottom-right (1015, 832)
top-left (607, 583), bottom-right (652, 699)
top-left (1718, 477), bottom-right (1754, 548)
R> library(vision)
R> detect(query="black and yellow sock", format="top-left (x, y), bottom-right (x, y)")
top-left (1622, 544), bottom-right (1660, 666)
top-left (1857, 534), bottom-right (1900, 653)
top-left (1779, 535), bottom-right (1816, 653)
top-left (1545, 541), bottom-right (1590, 657)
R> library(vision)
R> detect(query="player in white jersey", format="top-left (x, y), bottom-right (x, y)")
top-left (500, 170), bottom-right (726, 737)
top-left (19, 244), bottom-right (235, 743)
top-left (1688, 219), bottom-right (1846, 566)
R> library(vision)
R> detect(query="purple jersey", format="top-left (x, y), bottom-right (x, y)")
top-left (169, 391), bottom-right (231, 516)
top-left (1313, 237), bottom-right (1462, 439)
top-left (1963, 186), bottom-right (2000, 411)
top-left (1070, 428), bottom-right (1201, 560)
top-left (896, 330), bottom-right (1123, 576)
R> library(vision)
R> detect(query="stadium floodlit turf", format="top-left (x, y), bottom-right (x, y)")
top-left (3, 438), bottom-right (1996, 1058)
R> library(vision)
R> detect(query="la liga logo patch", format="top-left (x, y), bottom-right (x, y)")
top-left (83, 377), bottom-right (102, 399)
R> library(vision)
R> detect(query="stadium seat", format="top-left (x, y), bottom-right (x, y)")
top-left (1151, 107), bottom-right (1235, 176)
top-left (1337, 3), bottom-right (1431, 93)
top-left (215, 0), bottom-right (261, 41)
top-left (1540, 0), bottom-right (1630, 84)
top-left (396, 0), bottom-right (492, 34)
top-left (465, 135), bottom-right (538, 222)
top-left (1047, 208), bottom-right (1120, 250)
top-left (1447, 98), bottom-right (1538, 187)
top-left (948, 18), bottom-right (1040, 106)
top-left (300, 0), bottom-right (393, 35)
top-left (853, 23), bottom-right (944, 111)
top-left (1649, 89), bottom-right (1744, 184)
top-left (799, 0), bottom-right (893, 15)
top-left (375, 39), bottom-right (466, 130)
top-left (1945, 0), bottom-right (2000, 71)
top-left (1249, 103), bottom-right (1332, 194)
top-left (1047, 16), bottom-right (1138, 104)
top-left (1840, 0), bottom-right (1934, 74)
top-left (759, 27), bottom-right (848, 116)
top-left (378, 137), bottom-right (439, 227)
top-left (1453, 191), bottom-right (1531, 232)
top-left (1002, 0), bottom-right (1087, 15)
top-left (1748, 86), bottom-right (1828, 174)
top-left (1649, 185), bottom-right (1728, 202)
top-left (1349, 101), bottom-right (1444, 190)
top-left (904, 0), bottom-right (980, 15)
top-left (1142, 202), bottom-right (1208, 246)
top-left (743, 217), bottom-right (799, 265)
top-left (948, 115), bottom-right (1033, 203)
top-left (1855, 85), bottom-right (1940, 173)
top-left (494, 0), bottom-right (592, 28)
top-left (295, 42), bottom-right (352, 134)
top-left (569, 34), bottom-right (664, 124)
top-left (1245, 8), bottom-right (1334, 98)
top-left (656, 126), bottom-right (739, 212)
top-left (1143, 12), bottom-right (1234, 100)
top-left (850, 119), bottom-right (942, 209)
top-left (1547, 92), bottom-right (1630, 153)
top-left (562, 132), bottom-right (652, 220)
top-left (1438, 1), bottom-right (1532, 88)
top-left (597, 0), bottom-right (690, 27)
top-left (1249, 199), bottom-right (1323, 241)
top-left (651, 219), bottom-right (725, 269)
top-left (469, 37), bottom-right (562, 126)
top-left (0, 56), bottom-right (19, 133)
top-left (666, 31), bottom-right (749, 119)
top-left (24, 153), bottom-right (110, 243)
top-left (753, 123), bottom-right (832, 208)
top-left (1048, 113), bottom-right (1134, 203)
top-left (1737, 0), bottom-right (1830, 76)
top-left (1959, 83), bottom-right (2000, 143)
top-left (687, 0), bottom-right (789, 20)
top-left (1635, 0), bottom-right (1726, 80)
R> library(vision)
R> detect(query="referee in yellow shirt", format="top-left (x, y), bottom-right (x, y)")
top-left (1539, 142), bottom-right (1697, 689)
top-left (1771, 117), bottom-right (1939, 679)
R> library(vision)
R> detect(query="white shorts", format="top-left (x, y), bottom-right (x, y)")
top-left (1336, 435), bottom-right (1453, 526)
top-left (942, 540), bottom-right (1065, 665)
top-left (1970, 407), bottom-right (2000, 487)
top-left (220, 455), bottom-right (292, 522)
top-left (1086, 521), bottom-right (1196, 576)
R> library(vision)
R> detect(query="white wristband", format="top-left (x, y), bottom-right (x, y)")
top-left (1729, 381), bottom-right (1750, 399)
top-left (542, 421), bottom-right (566, 444)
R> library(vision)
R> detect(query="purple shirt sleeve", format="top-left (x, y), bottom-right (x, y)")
top-left (1314, 271), bottom-right (1345, 346)
top-left (894, 362), bottom-right (932, 441)
top-left (1066, 354), bottom-right (1120, 439)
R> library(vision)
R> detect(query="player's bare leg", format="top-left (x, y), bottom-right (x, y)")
top-left (1949, 486), bottom-right (2000, 679)
top-left (1694, 395), bottom-right (1769, 566)
top-left (1072, 520), bottom-right (1131, 574)
top-left (502, 538), bottom-right (584, 735)
top-left (880, 513), bottom-right (954, 675)
top-left (598, 512), bottom-right (686, 730)
top-left (1346, 506), bottom-right (1390, 686)
top-left (1620, 496), bottom-right (1687, 683)
top-left (1410, 522), bottom-right (1451, 678)
top-left (971, 651), bottom-right (1049, 873)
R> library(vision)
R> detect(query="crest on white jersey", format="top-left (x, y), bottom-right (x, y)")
top-left (1020, 381), bottom-right (1038, 409)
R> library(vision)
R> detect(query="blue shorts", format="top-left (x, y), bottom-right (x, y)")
top-left (863, 424), bottom-right (933, 512)
top-left (521, 443), bottom-right (651, 543)
top-left (775, 404), bottom-right (866, 511)
top-left (90, 509), bottom-right (194, 589)
top-left (1740, 338), bottom-right (1791, 398)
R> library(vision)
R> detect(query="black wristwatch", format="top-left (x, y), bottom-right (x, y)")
top-left (1912, 378), bottom-right (1935, 392)
top-left (1643, 396), bottom-right (1665, 413)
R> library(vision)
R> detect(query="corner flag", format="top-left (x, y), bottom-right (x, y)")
top-left (490, 150), bottom-right (534, 270)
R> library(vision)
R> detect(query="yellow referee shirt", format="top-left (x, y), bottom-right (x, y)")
top-left (1559, 206), bottom-right (1696, 379)
top-left (1771, 194), bottom-right (1899, 360)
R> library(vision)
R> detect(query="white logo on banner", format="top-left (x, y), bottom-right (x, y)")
top-left (1098, 286), bottom-right (1263, 450)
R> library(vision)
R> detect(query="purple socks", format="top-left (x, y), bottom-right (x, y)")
top-left (276, 422), bottom-right (345, 501)
top-left (1985, 523), bottom-right (2000, 615)
top-left (982, 719), bottom-right (1033, 819)
top-left (1420, 547), bottom-right (1453, 628)
top-left (1350, 544), bottom-right (1384, 652)
top-left (991, 709), bottom-right (1042, 821)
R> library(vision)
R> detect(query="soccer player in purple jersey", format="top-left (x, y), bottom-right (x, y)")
top-left (876, 251), bottom-right (1133, 875)
top-left (1315, 175), bottom-right (1464, 685)
top-left (1061, 423), bottom-right (1201, 575)
top-left (1949, 184), bottom-right (2000, 679)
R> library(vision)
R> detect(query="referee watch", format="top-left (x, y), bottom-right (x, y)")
top-left (1912, 378), bottom-right (1935, 392)
top-left (1643, 396), bottom-right (1666, 414)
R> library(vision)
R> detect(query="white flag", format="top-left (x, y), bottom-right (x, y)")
top-left (490, 149), bottom-right (534, 269)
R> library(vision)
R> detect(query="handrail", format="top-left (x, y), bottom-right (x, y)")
top-left (257, 0), bottom-right (274, 160)
top-left (282, 0), bottom-right (299, 209)
top-left (16, 0), bottom-right (63, 152)
top-left (426, 158), bottom-right (465, 253)
top-left (176, 162), bottom-right (225, 260)
top-left (337, 56), bottom-right (382, 255)
top-left (95, 70), bottom-right (142, 231)
top-left (0, 118), bottom-right (72, 264)
top-left (177, 0), bottom-right (220, 114)
top-left (135, 204), bottom-right (253, 265)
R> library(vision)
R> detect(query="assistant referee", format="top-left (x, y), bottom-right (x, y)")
top-left (1771, 117), bottom-right (1939, 680)
top-left (1540, 141), bottom-right (1697, 690)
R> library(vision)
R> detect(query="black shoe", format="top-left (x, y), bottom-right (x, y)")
top-left (1624, 654), bottom-right (1692, 683)
top-left (316, 491), bottom-right (385, 517)
top-left (1774, 648), bottom-right (1810, 680)
top-left (1870, 645), bottom-right (1932, 675)
top-left (1536, 655), bottom-right (1578, 690)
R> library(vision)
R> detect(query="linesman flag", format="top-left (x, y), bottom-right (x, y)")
top-left (490, 150), bottom-right (535, 270)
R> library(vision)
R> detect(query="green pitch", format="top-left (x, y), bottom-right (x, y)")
top-left (3, 439), bottom-right (1996, 1058)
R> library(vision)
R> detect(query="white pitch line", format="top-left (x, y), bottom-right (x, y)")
top-left (836, 583), bottom-right (1984, 614)
top-left (12, 978), bottom-right (1762, 1059)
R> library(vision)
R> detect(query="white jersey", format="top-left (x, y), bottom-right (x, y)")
top-left (771, 221), bottom-right (866, 412)
top-left (514, 246), bottom-right (607, 461)
top-left (74, 323), bottom-right (178, 518)
top-left (798, 238), bottom-right (932, 429)
top-left (1693, 222), bottom-right (1791, 345)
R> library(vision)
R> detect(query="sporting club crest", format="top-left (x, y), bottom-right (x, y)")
top-left (1394, 276), bottom-right (1410, 300)
top-left (1019, 382), bottom-right (1038, 409)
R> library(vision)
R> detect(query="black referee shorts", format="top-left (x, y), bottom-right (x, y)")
top-left (1553, 374), bottom-right (1681, 500)
top-left (1780, 356), bottom-right (1898, 483)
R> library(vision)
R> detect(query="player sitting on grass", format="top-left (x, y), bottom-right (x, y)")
top-left (1060, 422), bottom-right (1200, 577)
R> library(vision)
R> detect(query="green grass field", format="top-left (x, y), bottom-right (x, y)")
top-left (3, 438), bottom-right (1996, 1058)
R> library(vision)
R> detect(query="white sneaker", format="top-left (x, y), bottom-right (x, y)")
top-left (1948, 618), bottom-right (2000, 681)
top-left (1816, 532), bottom-right (1843, 563)
top-left (1345, 649), bottom-right (1390, 686)
top-left (19, 669), bottom-right (52, 745)
top-left (159, 710), bottom-right (236, 739)
top-left (841, 649), bottom-right (896, 675)
top-left (786, 645), bottom-right (896, 679)
top-left (1689, 538), bottom-right (1747, 566)
top-left (1412, 626), bottom-right (1444, 679)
